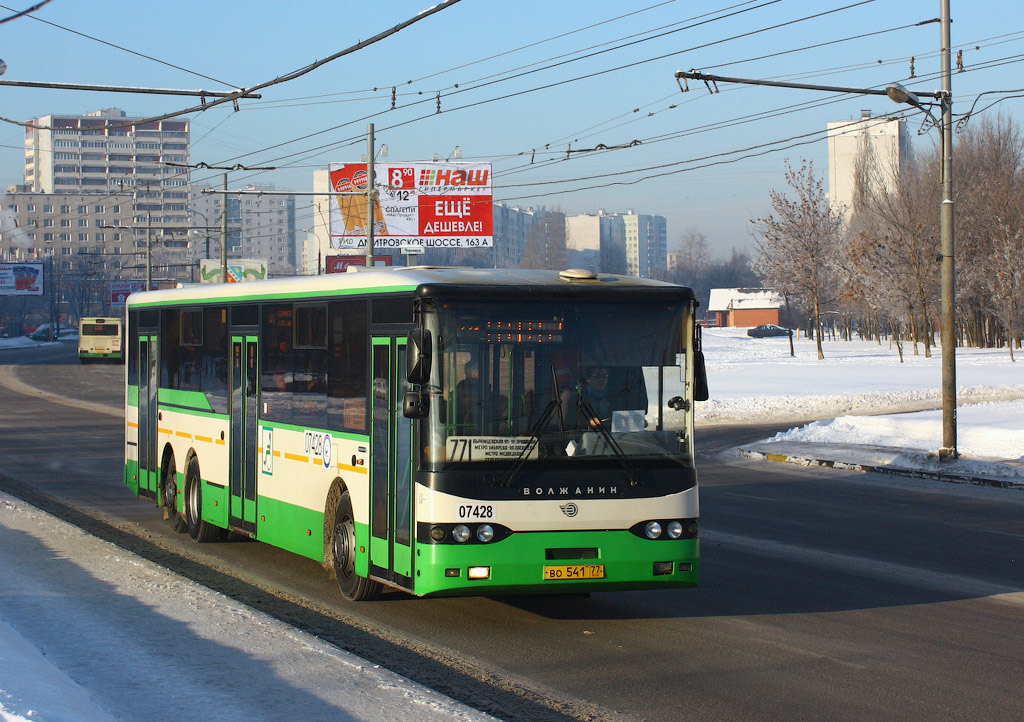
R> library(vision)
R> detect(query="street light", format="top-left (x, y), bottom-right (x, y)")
top-left (675, 3), bottom-right (957, 458)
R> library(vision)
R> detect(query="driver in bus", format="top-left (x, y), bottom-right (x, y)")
top-left (561, 366), bottom-right (646, 430)
top-left (455, 359), bottom-right (481, 429)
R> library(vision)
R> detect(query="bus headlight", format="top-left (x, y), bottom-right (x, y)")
top-left (452, 525), bottom-right (471, 543)
top-left (644, 521), bottom-right (662, 539)
top-left (667, 521), bottom-right (683, 539)
top-left (476, 524), bottom-right (494, 543)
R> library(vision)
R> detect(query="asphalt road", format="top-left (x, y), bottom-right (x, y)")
top-left (1, 343), bottom-right (1021, 722)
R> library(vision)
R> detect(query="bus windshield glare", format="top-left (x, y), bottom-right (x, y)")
top-left (422, 298), bottom-right (689, 470)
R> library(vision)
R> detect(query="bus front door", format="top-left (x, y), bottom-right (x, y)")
top-left (229, 336), bottom-right (259, 534)
top-left (137, 334), bottom-right (159, 500)
top-left (369, 337), bottom-right (414, 590)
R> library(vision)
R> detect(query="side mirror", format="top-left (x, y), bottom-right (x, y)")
top-left (403, 391), bottom-right (428, 419)
top-left (406, 328), bottom-right (432, 385)
top-left (693, 349), bottom-right (709, 402)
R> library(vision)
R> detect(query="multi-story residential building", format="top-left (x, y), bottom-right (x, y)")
top-left (3, 187), bottom-right (134, 268)
top-left (564, 211), bottom-right (605, 272)
top-left (190, 183), bottom-right (300, 277)
top-left (827, 110), bottom-right (910, 220)
top-left (23, 107), bottom-right (192, 282)
top-left (567, 210), bottom-right (667, 278)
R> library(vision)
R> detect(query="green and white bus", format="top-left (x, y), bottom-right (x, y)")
top-left (124, 267), bottom-right (707, 600)
top-left (79, 316), bottom-right (124, 363)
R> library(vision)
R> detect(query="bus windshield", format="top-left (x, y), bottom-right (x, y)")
top-left (422, 297), bottom-right (690, 471)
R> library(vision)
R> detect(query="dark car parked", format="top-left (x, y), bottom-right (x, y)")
top-left (747, 324), bottom-right (792, 338)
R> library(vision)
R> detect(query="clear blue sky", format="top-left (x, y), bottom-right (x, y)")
top-left (1, 0), bottom-right (1020, 257)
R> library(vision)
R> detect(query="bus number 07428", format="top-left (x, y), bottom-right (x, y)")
top-left (458, 505), bottom-right (494, 519)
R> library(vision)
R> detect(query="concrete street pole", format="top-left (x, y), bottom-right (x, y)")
top-left (366, 123), bottom-right (376, 267)
top-left (221, 173), bottom-right (228, 283)
top-left (938, 0), bottom-right (957, 457)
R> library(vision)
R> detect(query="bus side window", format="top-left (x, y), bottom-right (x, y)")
top-left (328, 299), bottom-right (368, 433)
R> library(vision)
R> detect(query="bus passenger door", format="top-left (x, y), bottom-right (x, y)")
top-left (137, 334), bottom-right (159, 500)
top-left (369, 337), bottom-right (414, 589)
top-left (229, 335), bottom-right (259, 534)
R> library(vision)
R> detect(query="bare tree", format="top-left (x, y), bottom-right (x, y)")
top-left (848, 131), bottom-right (940, 357)
top-left (955, 115), bottom-right (1024, 360)
top-left (671, 229), bottom-right (711, 283)
top-left (752, 159), bottom-right (843, 359)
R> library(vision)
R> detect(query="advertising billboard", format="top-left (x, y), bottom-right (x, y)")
top-left (324, 255), bottom-right (393, 274)
top-left (199, 259), bottom-right (268, 284)
top-left (0, 263), bottom-right (43, 296)
top-left (110, 280), bottom-right (147, 307)
top-left (328, 162), bottom-right (492, 250)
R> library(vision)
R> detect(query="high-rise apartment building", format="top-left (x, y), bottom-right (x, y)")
top-left (827, 110), bottom-right (910, 219)
top-left (23, 107), bottom-right (192, 282)
top-left (567, 210), bottom-right (667, 278)
top-left (190, 184), bottom-right (300, 277)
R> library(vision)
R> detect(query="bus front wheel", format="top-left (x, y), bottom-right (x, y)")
top-left (333, 491), bottom-right (381, 602)
top-left (184, 458), bottom-right (224, 543)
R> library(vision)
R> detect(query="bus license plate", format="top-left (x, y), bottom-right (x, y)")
top-left (543, 564), bottom-right (605, 581)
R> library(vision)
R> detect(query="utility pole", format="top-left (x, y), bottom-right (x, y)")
top-left (937, 0), bottom-right (957, 457)
top-left (675, 45), bottom-right (959, 459)
top-left (221, 173), bottom-right (228, 283)
top-left (145, 211), bottom-right (153, 291)
top-left (366, 123), bottom-right (376, 266)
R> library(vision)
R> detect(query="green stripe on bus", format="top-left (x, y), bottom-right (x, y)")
top-left (255, 495), bottom-right (325, 562)
top-left (131, 283), bottom-right (417, 308)
top-left (158, 388), bottom-right (215, 412)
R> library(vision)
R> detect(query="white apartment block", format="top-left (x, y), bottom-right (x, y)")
top-left (827, 110), bottom-right (910, 220)
top-left (3, 188), bottom-right (134, 271)
top-left (564, 210), bottom-right (667, 278)
top-left (23, 108), bottom-right (193, 282)
top-left (190, 183), bottom-right (300, 277)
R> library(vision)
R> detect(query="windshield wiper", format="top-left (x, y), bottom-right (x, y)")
top-left (498, 367), bottom-right (564, 488)
top-left (577, 397), bottom-right (643, 488)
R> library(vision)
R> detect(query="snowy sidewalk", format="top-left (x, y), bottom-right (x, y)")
top-left (732, 401), bottom-right (1024, 489)
top-left (0, 491), bottom-right (496, 722)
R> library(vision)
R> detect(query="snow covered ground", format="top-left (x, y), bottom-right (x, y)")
top-left (696, 327), bottom-right (1024, 482)
top-left (0, 327), bottom-right (1022, 721)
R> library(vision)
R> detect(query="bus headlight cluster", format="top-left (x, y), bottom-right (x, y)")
top-left (422, 522), bottom-right (510, 545)
top-left (453, 524), bottom-right (494, 543)
top-left (630, 519), bottom-right (698, 540)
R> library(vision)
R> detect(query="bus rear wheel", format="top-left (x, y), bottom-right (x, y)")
top-left (184, 458), bottom-right (224, 543)
top-left (333, 491), bottom-right (381, 601)
top-left (163, 461), bottom-right (187, 533)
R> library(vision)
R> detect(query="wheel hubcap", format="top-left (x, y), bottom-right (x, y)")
top-left (334, 518), bottom-right (355, 577)
top-left (164, 474), bottom-right (176, 509)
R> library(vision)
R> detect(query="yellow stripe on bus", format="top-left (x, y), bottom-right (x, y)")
top-left (126, 421), bottom-right (138, 429)
top-left (194, 435), bottom-right (213, 444)
top-left (158, 427), bottom-right (172, 435)
top-left (175, 431), bottom-right (192, 439)
top-left (284, 452), bottom-right (309, 463)
top-left (337, 463), bottom-right (367, 474)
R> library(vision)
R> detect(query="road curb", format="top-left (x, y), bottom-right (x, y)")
top-left (738, 447), bottom-right (1024, 490)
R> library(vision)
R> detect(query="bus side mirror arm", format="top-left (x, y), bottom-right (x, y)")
top-left (403, 391), bottom-right (429, 419)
